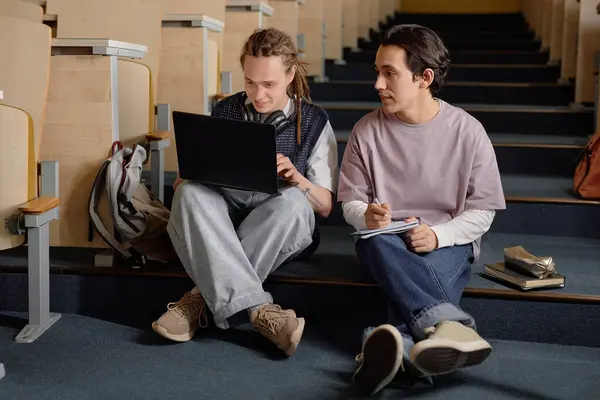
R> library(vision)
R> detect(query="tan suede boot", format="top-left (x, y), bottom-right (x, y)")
top-left (152, 287), bottom-right (208, 342)
top-left (250, 304), bottom-right (305, 357)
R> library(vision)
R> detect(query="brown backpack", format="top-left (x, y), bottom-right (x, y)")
top-left (574, 132), bottom-right (600, 199)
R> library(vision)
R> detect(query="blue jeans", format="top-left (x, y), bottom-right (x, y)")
top-left (356, 234), bottom-right (475, 385)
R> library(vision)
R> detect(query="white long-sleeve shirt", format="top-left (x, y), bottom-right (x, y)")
top-left (341, 200), bottom-right (495, 249)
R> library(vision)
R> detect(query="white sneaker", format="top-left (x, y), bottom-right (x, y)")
top-left (410, 321), bottom-right (492, 375)
top-left (353, 324), bottom-right (404, 396)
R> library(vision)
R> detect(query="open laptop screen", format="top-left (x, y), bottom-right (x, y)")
top-left (172, 111), bottom-right (279, 194)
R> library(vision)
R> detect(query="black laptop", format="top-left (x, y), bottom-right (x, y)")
top-left (172, 110), bottom-right (280, 194)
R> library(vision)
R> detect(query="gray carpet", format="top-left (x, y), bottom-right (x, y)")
top-left (1, 313), bottom-right (599, 400)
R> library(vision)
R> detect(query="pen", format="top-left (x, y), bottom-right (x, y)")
top-left (373, 197), bottom-right (390, 218)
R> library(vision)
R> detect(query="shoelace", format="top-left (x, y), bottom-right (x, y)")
top-left (423, 326), bottom-right (436, 337)
top-left (254, 305), bottom-right (289, 337)
top-left (167, 292), bottom-right (209, 328)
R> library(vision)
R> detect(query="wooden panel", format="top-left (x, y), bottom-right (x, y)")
top-left (223, 10), bottom-right (262, 93)
top-left (299, 0), bottom-right (325, 77)
top-left (357, 0), bottom-right (370, 39)
top-left (159, 0), bottom-right (226, 87)
top-left (207, 38), bottom-right (219, 97)
top-left (521, 0), bottom-right (542, 38)
top-left (161, 0), bottom-right (226, 21)
top-left (575, 0), bottom-right (600, 103)
top-left (0, 106), bottom-right (30, 251)
top-left (156, 26), bottom-right (208, 171)
top-left (325, 0), bottom-right (342, 60)
top-left (342, 0), bottom-right (358, 49)
top-left (541, 0), bottom-right (553, 50)
top-left (520, 0), bottom-right (532, 27)
top-left (208, 30), bottom-right (225, 91)
top-left (40, 55), bottom-right (115, 248)
top-left (379, 0), bottom-right (395, 22)
top-left (268, 1), bottom-right (300, 47)
top-left (401, 0), bottom-right (520, 13)
top-left (45, 0), bottom-right (163, 101)
top-left (0, 0), bottom-right (42, 22)
top-left (370, 0), bottom-right (379, 31)
top-left (118, 60), bottom-right (152, 148)
top-left (0, 15), bottom-right (51, 162)
top-left (561, 0), bottom-right (579, 80)
top-left (550, 0), bottom-right (564, 62)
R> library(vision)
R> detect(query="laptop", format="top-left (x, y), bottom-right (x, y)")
top-left (172, 110), bottom-right (280, 194)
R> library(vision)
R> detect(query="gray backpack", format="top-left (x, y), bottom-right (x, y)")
top-left (88, 141), bottom-right (178, 267)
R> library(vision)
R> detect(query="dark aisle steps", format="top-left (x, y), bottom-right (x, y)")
top-left (343, 47), bottom-right (551, 65)
top-left (359, 37), bottom-right (541, 51)
top-left (310, 81), bottom-right (574, 105)
top-left (371, 27), bottom-right (537, 43)
top-left (386, 12), bottom-right (530, 31)
top-left (321, 102), bottom-right (593, 135)
top-left (326, 62), bottom-right (562, 83)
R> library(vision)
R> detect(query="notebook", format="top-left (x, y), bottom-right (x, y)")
top-left (483, 262), bottom-right (565, 291)
top-left (349, 219), bottom-right (420, 239)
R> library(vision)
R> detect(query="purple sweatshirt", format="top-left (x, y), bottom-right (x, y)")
top-left (337, 100), bottom-right (506, 260)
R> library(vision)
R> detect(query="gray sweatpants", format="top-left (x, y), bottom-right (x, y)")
top-left (167, 181), bottom-right (315, 329)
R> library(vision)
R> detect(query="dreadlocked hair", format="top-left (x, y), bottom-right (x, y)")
top-left (240, 28), bottom-right (311, 145)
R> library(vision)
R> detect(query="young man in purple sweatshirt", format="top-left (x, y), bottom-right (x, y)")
top-left (337, 24), bottom-right (506, 395)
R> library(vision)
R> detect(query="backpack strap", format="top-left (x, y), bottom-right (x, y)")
top-left (88, 157), bottom-right (134, 260)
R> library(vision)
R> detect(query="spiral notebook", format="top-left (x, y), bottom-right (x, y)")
top-left (349, 219), bottom-right (420, 239)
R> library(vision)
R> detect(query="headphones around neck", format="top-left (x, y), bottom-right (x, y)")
top-left (241, 92), bottom-right (297, 135)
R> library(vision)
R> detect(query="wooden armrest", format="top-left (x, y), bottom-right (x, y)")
top-left (146, 131), bottom-right (170, 141)
top-left (19, 196), bottom-right (59, 215)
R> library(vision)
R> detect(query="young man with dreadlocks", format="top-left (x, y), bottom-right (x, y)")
top-left (152, 28), bottom-right (339, 357)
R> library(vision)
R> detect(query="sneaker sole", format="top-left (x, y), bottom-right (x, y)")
top-left (281, 317), bottom-right (305, 357)
top-left (410, 338), bottom-right (492, 376)
top-left (353, 324), bottom-right (403, 396)
top-left (152, 321), bottom-right (196, 342)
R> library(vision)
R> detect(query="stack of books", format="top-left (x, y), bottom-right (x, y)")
top-left (484, 246), bottom-right (565, 291)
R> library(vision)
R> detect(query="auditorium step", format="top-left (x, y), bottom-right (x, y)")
top-left (325, 62), bottom-right (562, 83)
top-left (310, 81), bottom-right (574, 106)
top-left (374, 26), bottom-right (536, 42)
top-left (274, 227), bottom-right (600, 298)
top-left (358, 37), bottom-right (541, 51)
top-left (387, 12), bottom-right (529, 31)
top-left (343, 48), bottom-right (550, 65)
top-left (1, 229), bottom-right (599, 348)
top-left (320, 102), bottom-right (594, 135)
top-left (1, 228), bottom-right (597, 300)
top-left (334, 131), bottom-right (585, 177)
top-left (317, 175), bottom-right (600, 238)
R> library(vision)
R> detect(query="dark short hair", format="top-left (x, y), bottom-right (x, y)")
top-left (380, 24), bottom-right (450, 96)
